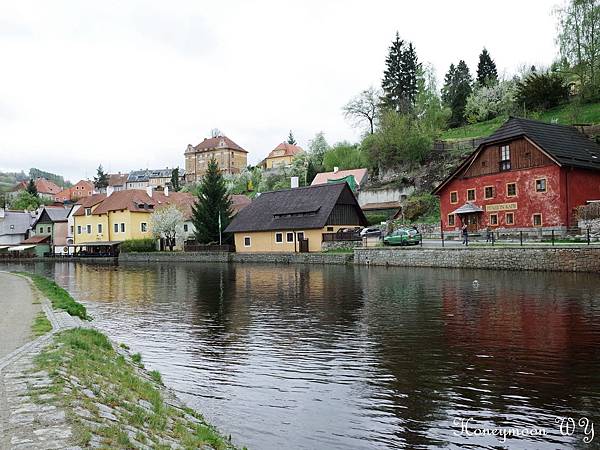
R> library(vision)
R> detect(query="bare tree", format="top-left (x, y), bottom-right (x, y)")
top-left (343, 87), bottom-right (381, 134)
top-left (576, 202), bottom-right (600, 230)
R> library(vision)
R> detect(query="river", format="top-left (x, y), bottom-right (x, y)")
top-left (2, 261), bottom-right (599, 449)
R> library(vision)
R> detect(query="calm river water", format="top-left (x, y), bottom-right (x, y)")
top-left (2, 261), bottom-right (600, 449)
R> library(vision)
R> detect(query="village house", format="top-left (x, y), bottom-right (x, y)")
top-left (185, 134), bottom-right (248, 182)
top-left (311, 167), bottom-right (368, 192)
top-left (108, 173), bottom-right (128, 191)
top-left (433, 117), bottom-right (600, 233)
top-left (0, 208), bottom-right (35, 246)
top-left (126, 170), bottom-right (151, 190)
top-left (224, 183), bottom-right (368, 253)
top-left (54, 180), bottom-right (94, 203)
top-left (23, 206), bottom-right (69, 256)
top-left (8, 177), bottom-right (62, 201)
top-left (258, 142), bottom-right (304, 170)
top-left (148, 168), bottom-right (185, 190)
top-left (67, 194), bottom-right (106, 247)
top-left (72, 187), bottom-right (195, 247)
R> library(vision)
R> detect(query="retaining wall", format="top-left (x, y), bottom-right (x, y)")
top-left (354, 247), bottom-right (600, 273)
top-left (120, 251), bottom-right (353, 265)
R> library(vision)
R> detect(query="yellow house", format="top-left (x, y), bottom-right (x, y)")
top-left (224, 182), bottom-right (368, 253)
top-left (259, 142), bottom-right (304, 170)
top-left (73, 188), bottom-right (195, 245)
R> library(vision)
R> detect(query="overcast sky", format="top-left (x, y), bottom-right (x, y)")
top-left (0, 0), bottom-right (560, 182)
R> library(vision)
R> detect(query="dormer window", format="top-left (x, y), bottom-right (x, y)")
top-left (500, 145), bottom-right (511, 171)
top-left (85, 207), bottom-right (91, 216)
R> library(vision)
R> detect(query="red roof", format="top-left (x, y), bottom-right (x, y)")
top-left (54, 180), bottom-right (94, 202)
top-left (191, 136), bottom-right (247, 153)
top-left (21, 235), bottom-right (50, 244)
top-left (13, 178), bottom-right (62, 195)
top-left (266, 142), bottom-right (304, 159)
top-left (73, 194), bottom-right (107, 215)
top-left (109, 173), bottom-right (129, 186)
top-left (231, 194), bottom-right (251, 215)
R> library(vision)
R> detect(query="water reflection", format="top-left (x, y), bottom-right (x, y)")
top-left (1, 261), bottom-right (599, 449)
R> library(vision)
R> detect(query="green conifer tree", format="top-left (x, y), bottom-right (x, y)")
top-left (170, 167), bottom-right (181, 191)
top-left (26, 179), bottom-right (38, 197)
top-left (93, 165), bottom-right (109, 190)
top-left (442, 60), bottom-right (472, 127)
top-left (191, 158), bottom-right (233, 244)
top-left (476, 48), bottom-right (498, 86)
top-left (381, 33), bottom-right (420, 113)
top-left (287, 130), bottom-right (297, 145)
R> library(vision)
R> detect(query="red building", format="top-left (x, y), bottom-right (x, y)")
top-left (433, 117), bottom-right (600, 232)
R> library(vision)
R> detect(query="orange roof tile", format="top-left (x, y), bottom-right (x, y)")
top-left (266, 142), bottom-right (304, 159)
top-left (190, 136), bottom-right (248, 153)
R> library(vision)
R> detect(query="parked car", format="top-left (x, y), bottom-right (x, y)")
top-left (383, 228), bottom-right (422, 246)
top-left (360, 226), bottom-right (382, 237)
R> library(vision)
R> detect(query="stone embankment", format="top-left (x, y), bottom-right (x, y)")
top-left (0, 273), bottom-right (237, 450)
top-left (120, 246), bottom-right (600, 273)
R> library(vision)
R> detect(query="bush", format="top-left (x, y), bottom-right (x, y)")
top-left (516, 72), bottom-right (570, 111)
top-left (364, 212), bottom-right (389, 225)
top-left (465, 80), bottom-right (517, 123)
top-left (120, 238), bottom-right (157, 253)
top-left (401, 193), bottom-right (440, 222)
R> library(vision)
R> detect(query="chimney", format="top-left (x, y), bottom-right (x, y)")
top-left (291, 177), bottom-right (299, 189)
top-left (164, 186), bottom-right (169, 197)
top-left (106, 186), bottom-right (114, 197)
top-left (333, 166), bottom-right (339, 173)
top-left (146, 186), bottom-right (153, 197)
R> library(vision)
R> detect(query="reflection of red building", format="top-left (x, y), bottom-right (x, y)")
top-left (434, 118), bottom-right (600, 232)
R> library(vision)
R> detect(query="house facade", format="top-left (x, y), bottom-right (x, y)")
top-left (225, 183), bottom-right (368, 253)
top-left (31, 206), bottom-right (69, 252)
top-left (54, 180), bottom-right (94, 203)
top-left (108, 173), bottom-right (128, 191)
top-left (126, 170), bottom-right (151, 190)
top-left (0, 208), bottom-right (35, 245)
top-left (433, 117), bottom-right (600, 232)
top-left (185, 135), bottom-right (248, 182)
top-left (259, 142), bottom-right (304, 170)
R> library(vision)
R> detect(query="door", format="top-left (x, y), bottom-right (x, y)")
top-left (462, 213), bottom-right (480, 232)
top-left (299, 239), bottom-right (309, 253)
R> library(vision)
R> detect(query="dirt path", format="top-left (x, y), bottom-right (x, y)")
top-left (0, 272), bottom-right (40, 359)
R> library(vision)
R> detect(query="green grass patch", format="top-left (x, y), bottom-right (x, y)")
top-left (31, 311), bottom-right (52, 336)
top-left (18, 273), bottom-right (89, 320)
top-left (440, 101), bottom-right (600, 141)
top-left (33, 328), bottom-right (237, 449)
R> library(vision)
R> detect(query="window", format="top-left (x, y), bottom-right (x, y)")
top-left (297, 232), bottom-right (305, 241)
top-left (141, 222), bottom-right (148, 233)
top-left (97, 224), bottom-right (102, 234)
top-left (500, 145), bottom-right (511, 171)
top-left (448, 214), bottom-right (455, 226)
top-left (535, 178), bottom-right (547, 192)
top-left (86, 224), bottom-right (91, 234)
top-left (244, 236), bottom-right (251, 247)
top-left (120, 223), bottom-right (125, 233)
top-left (450, 191), bottom-right (458, 204)
top-left (47, 226), bottom-right (51, 233)
top-left (114, 223), bottom-right (119, 233)
top-left (489, 213), bottom-right (498, 225)
top-left (275, 232), bottom-right (283, 243)
top-left (327, 226), bottom-right (334, 232)
top-left (507, 182), bottom-right (517, 197)
top-left (533, 213), bottom-right (542, 226)
top-left (70, 226), bottom-right (74, 233)
top-left (183, 224), bottom-right (188, 232)
top-left (506, 212), bottom-right (514, 225)
top-left (484, 186), bottom-right (494, 199)
top-left (77, 225), bottom-right (81, 234)
top-left (85, 207), bottom-right (91, 216)
top-left (467, 189), bottom-right (476, 202)
top-left (286, 232), bottom-right (294, 242)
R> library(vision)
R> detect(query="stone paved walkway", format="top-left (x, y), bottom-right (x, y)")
top-left (0, 273), bottom-right (86, 450)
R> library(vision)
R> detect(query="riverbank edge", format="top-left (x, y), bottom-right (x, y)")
top-left (2, 272), bottom-right (239, 450)
top-left (118, 246), bottom-right (600, 273)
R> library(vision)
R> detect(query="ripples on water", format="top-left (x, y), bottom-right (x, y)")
top-left (2, 261), bottom-right (599, 449)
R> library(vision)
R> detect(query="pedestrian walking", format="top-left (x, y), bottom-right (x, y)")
top-left (462, 224), bottom-right (469, 246)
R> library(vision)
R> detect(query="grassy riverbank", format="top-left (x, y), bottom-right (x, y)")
top-left (15, 272), bottom-right (239, 449)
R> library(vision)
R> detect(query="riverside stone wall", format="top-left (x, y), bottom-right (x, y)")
top-left (354, 247), bottom-right (600, 273)
top-left (120, 251), bottom-right (353, 265)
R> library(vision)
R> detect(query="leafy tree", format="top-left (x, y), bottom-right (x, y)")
top-left (322, 142), bottom-right (367, 171)
top-left (516, 71), bottom-right (570, 111)
top-left (381, 33), bottom-right (420, 113)
top-left (307, 131), bottom-right (330, 168)
top-left (362, 110), bottom-right (433, 170)
top-left (343, 86), bottom-right (381, 134)
top-left (465, 79), bottom-right (517, 123)
top-left (287, 130), bottom-right (297, 145)
top-left (191, 157), bottom-right (232, 244)
top-left (29, 168), bottom-right (68, 188)
top-left (170, 167), bottom-right (181, 192)
top-left (555, 0), bottom-right (600, 99)
top-left (414, 65), bottom-right (450, 134)
top-left (442, 60), bottom-right (473, 127)
top-left (150, 204), bottom-right (185, 251)
top-left (26, 179), bottom-right (38, 197)
top-left (10, 191), bottom-right (42, 210)
top-left (476, 48), bottom-right (498, 86)
top-left (93, 165), bottom-right (109, 190)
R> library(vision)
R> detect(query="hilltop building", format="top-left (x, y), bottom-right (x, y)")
top-left (433, 117), bottom-right (600, 232)
top-left (185, 135), bottom-right (248, 182)
top-left (259, 142), bottom-right (304, 170)
top-left (9, 178), bottom-right (62, 201)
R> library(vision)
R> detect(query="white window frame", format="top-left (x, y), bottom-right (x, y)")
top-left (77, 225), bottom-right (81, 234)
top-left (286, 232), bottom-right (294, 243)
top-left (86, 224), bottom-right (91, 234)
top-left (114, 223), bottom-right (119, 233)
top-left (141, 222), bottom-right (148, 233)
top-left (120, 223), bottom-right (125, 233)
top-left (243, 236), bottom-right (251, 247)
top-left (275, 232), bottom-right (283, 244)
top-left (97, 224), bottom-right (103, 234)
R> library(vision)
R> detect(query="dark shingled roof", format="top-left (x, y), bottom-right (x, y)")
top-left (225, 183), bottom-right (367, 233)
top-left (482, 117), bottom-right (600, 170)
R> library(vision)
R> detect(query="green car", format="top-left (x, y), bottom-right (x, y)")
top-left (383, 228), bottom-right (422, 246)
